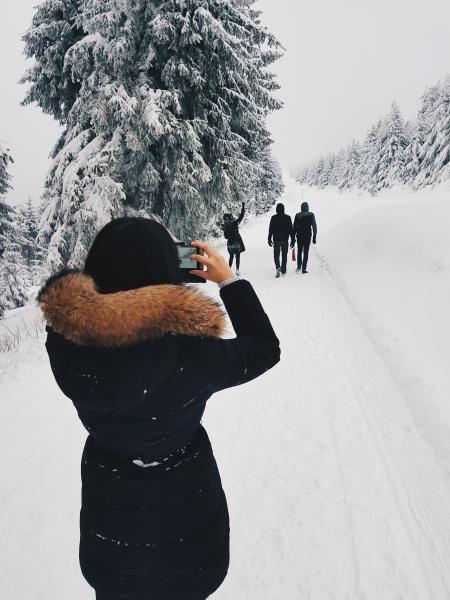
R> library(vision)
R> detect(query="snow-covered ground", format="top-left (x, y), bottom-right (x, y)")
top-left (1, 176), bottom-right (450, 599)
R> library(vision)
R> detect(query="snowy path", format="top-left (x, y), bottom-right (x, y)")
top-left (207, 185), bottom-right (450, 599)
top-left (2, 182), bottom-right (450, 599)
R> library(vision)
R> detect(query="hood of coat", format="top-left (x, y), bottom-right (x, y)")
top-left (276, 203), bottom-right (285, 215)
top-left (301, 202), bottom-right (309, 212)
top-left (38, 270), bottom-right (226, 348)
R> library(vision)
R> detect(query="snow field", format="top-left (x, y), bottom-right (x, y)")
top-left (206, 178), bottom-right (450, 599)
top-left (1, 176), bottom-right (450, 598)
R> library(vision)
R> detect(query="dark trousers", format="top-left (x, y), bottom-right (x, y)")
top-left (297, 237), bottom-right (311, 271)
top-left (229, 252), bottom-right (241, 270)
top-left (273, 240), bottom-right (289, 273)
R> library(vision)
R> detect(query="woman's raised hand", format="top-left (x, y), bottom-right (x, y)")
top-left (190, 241), bottom-right (235, 284)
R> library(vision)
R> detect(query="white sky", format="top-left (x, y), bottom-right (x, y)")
top-left (1, 0), bottom-right (450, 205)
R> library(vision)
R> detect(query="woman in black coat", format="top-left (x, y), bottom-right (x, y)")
top-left (221, 202), bottom-right (246, 275)
top-left (38, 217), bottom-right (280, 600)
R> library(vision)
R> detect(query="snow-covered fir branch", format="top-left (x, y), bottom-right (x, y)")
top-left (298, 76), bottom-right (450, 194)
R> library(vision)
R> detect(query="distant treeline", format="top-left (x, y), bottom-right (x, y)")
top-left (298, 76), bottom-right (450, 194)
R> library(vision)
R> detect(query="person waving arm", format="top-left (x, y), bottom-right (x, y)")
top-left (236, 202), bottom-right (246, 225)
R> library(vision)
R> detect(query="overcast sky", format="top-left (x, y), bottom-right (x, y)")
top-left (1, 0), bottom-right (450, 205)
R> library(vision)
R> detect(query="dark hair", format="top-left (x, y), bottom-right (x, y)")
top-left (84, 217), bottom-right (182, 293)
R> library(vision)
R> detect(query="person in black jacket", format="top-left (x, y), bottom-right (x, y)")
top-left (292, 201), bottom-right (318, 274)
top-left (268, 203), bottom-right (294, 277)
top-left (221, 202), bottom-right (246, 275)
top-left (38, 217), bottom-right (280, 600)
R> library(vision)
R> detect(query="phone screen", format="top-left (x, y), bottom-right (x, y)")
top-left (178, 246), bottom-right (197, 269)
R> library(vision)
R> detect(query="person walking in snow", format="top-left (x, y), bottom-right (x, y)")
top-left (292, 201), bottom-right (318, 274)
top-left (38, 217), bottom-right (280, 600)
top-left (222, 202), bottom-right (246, 275)
top-left (268, 203), bottom-right (294, 277)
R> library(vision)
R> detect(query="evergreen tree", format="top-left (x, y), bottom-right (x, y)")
top-left (0, 231), bottom-right (31, 317)
top-left (335, 149), bottom-right (347, 187)
top-left (405, 82), bottom-right (445, 184)
top-left (403, 123), bottom-right (421, 183)
top-left (0, 144), bottom-right (15, 260)
top-left (23, 0), bottom-right (282, 270)
top-left (371, 103), bottom-right (409, 192)
top-left (358, 120), bottom-right (382, 194)
top-left (0, 150), bottom-right (30, 317)
top-left (364, 109), bottom-right (408, 194)
top-left (414, 76), bottom-right (450, 188)
top-left (317, 154), bottom-right (334, 188)
top-left (0, 199), bottom-right (15, 264)
top-left (252, 147), bottom-right (284, 212)
top-left (297, 164), bottom-right (309, 186)
top-left (0, 143), bottom-right (14, 198)
top-left (21, 0), bottom-right (84, 123)
top-left (338, 141), bottom-right (361, 191)
top-left (17, 199), bottom-right (46, 285)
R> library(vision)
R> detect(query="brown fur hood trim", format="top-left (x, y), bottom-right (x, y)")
top-left (37, 270), bottom-right (226, 347)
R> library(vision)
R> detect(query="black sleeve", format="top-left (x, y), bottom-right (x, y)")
top-left (208, 280), bottom-right (280, 393)
top-left (268, 216), bottom-right (274, 242)
top-left (312, 213), bottom-right (317, 237)
top-left (236, 205), bottom-right (245, 225)
top-left (288, 216), bottom-right (294, 243)
top-left (292, 214), bottom-right (298, 236)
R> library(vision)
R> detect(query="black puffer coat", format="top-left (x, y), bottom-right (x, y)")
top-left (38, 273), bottom-right (280, 600)
top-left (222, 205), bottom-right (246, 253)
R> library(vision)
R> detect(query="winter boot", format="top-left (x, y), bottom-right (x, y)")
top-left (276, 268), bottom-right (281, 278)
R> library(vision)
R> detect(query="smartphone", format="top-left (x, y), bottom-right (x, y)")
top-left (177, 244), bottom-right (206, 284)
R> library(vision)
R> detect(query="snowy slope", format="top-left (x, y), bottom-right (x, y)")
top-left (1, 177), bottom-right (450, 599)
top-left (293, 182), bottom-right (450, 475)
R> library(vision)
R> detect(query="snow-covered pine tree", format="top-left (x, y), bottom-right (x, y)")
top-left (0, 148), bottom-right (30, 317)
top-left (252, 146), bottom-right (284, 212)
top-left (296, 164), bottom-right (309, 186)
top-left (0, 143), bottom-right (15, 260)
top-left (0, 142), bottom-right (14, 198)
top-left (403, 123), bottom-right (421, 184)
top-left (23, 0), bottom-right (283, 271)
top-left (338, 141), bottom-right (361, 191)
top-left (18, 199), bottom-right (46, 285)
top-left (371, 103), bottom-right (409, 192)
top-left (316, 154), bottom-right (334, 188)
top-left (359, 119), bottom-right (382, 194)
top-left (403, 84), bottom-right (443, 185)
top-left (414, 76), bottom-right (450, 188)
top-left (0, 231), bottom-right (31, 317)
top-left (329, 148), bottom-right (346, 188)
